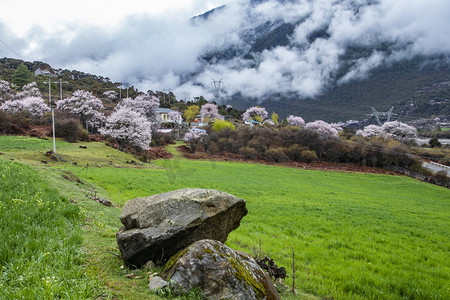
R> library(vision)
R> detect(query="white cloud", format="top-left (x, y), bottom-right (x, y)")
top-left (1, 0), bottom-right (449, 101)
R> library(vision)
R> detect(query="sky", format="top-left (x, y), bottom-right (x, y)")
top-left (1, 0), bottom-right (450, 101)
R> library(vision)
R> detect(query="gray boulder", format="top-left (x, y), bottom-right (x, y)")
top-left (161, 239), bottom-right (280, 300)
top-left (116, 188), bottom-right (248, 267)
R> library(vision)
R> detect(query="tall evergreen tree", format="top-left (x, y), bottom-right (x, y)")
top-left (11, 63), bottom-right (33, 89)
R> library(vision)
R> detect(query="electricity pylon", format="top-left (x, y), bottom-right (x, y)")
top-left (368, 106), bottom-right (397, 125)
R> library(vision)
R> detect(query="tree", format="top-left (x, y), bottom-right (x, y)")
top-left (11, 63), bottom-right (33, 88)
top-left (14, 82), bottom-right (41, 100)
top-left (287, 115), bottom-right (305, 127)
top-left (271, 112), bottom-right (279, 124)
top-left (116, 95), bottom-right (160, 126)
top-left (242, 106), bottom-right (268, 123)
top-left (200, 103), bottom-right (220, 123)
top-left (429, 138), bottom-right (441, 148)
top-left (168, 111), bottom-right (182, 124)
top-left (212, 120), bottom-right (235, 132)
top-left (56, 90), bottom-right (105, 132)
top-left (100, 107), bottom-right (152, 151)
top-left (0, 97), bottom-right (49, 119)
top-left (381, 121), bottom-right (417, 143)
top-left (103, 90), bottom-right (118, 100)
top-left (184, 105), bottom-right (200, 125)
top-left (304, 120), bottom-right (339, 138)
top-left (356, 125), bottom-right (385, 138)
top-left (183, 128), bottom-right (208, 153)
top-left (0, 80), bottom-right (13, 101)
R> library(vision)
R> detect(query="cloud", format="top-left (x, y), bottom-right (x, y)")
top-left (2, 0), bottom-right (450, 102)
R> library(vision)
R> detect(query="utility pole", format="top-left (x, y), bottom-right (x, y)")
top-left (44, 78), bottom-right (57, 153)
top-left (368, 106), bottom-right (397, 125)
top-left (212, 78), bottom-right (223, 101)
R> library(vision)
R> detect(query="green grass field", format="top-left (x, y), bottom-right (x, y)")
top-left (0, 159), bottom-right (106, 299)
top-left (1, 136), bottom-right (449, 299)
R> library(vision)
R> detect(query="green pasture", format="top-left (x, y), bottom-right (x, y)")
top-left (1, 136), bottom-right (449, 299)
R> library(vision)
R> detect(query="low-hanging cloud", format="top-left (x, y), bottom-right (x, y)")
top-left (2, 0), bottom-right (449, 102)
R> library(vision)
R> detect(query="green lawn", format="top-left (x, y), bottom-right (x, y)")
top-left (1, 136), bottom-right (449, 299)
top-left (71, 158), bottom-right (449, 300)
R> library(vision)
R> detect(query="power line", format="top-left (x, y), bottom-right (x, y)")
top-left (0, 39), bottom-right (22, 58)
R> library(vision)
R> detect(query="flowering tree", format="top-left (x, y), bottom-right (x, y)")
top-left (357, 121), bottom-right (417, 143)
top-left (356, 125), bottom-right (385, 138)
top-left (100, 107), bottom-right (152, 151)
top-left (287, 115), bottom-right (305, 127)
top-left (242, 106), bottom-right (268, 123)
top-left (381, 121), bottom-right (418, 143)
top-left (168, 111), bottom-right (182, 124)
top-left (14, 82), bottom-right (41, 100)
top-left (200, 103), bottom-right (220, 123)
top-left (304, 120), bottom-right (339, 137)
top-left (0, 97), bottom-right (49, 119)
top-left (0, 80), bottom-right (13, 101)
top-left (57, 90), bottom-right (105, 131)
top-left (116, 95), bottom-right (160, 125)
top-left (184, 128), bottom-right (208, 153)
top-left (103, 90), bottom-right (118, 100)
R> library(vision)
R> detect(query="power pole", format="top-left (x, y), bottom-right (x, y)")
top-left (43, 78), bottom-right (57, 153)
top-left (368, 106), bottom-right (397, 125)
top-left (212, 78), bottom-right (223, 101)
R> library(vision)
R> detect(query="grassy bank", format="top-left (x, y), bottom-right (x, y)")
top-left (0, 158), bottom-right (106, 298)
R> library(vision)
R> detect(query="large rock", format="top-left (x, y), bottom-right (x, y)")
top-left (161, 239), bottom-right (280, 300)
top-left (117, 188), bottom-right (248, 267)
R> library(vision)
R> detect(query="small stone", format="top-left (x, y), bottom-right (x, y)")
top-left (125, 273), bottom-right (135, 279)
top-left (120, 265), bottom-right (125, 270)
top-left (148, 276), bottom-right (168, 291)
top-left (143, 260), bottom-right (156, 270)
top-left (134, 276), bottom-right (144, 279)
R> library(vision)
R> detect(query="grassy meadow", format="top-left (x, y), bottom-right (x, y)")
top-left (1, 136), bottom-right (449, 299)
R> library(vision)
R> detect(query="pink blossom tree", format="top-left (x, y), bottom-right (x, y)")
top-left (242, 106), bottom-right (268, 123)
top-left (116, 95), bottom-right (160, 126)
top-left (168, 111), bottom-right (182, 124)
top-left (14, 82), bottom-right (41, 100)
top-left (103, 90), bottom-right (118, 100)
top-left (356, 125), bottom-right (385, 138)
top-left (0, 80), bottom-right (13, 101)
top-left (381, 121), bottom-right (418, 143)
top-left (0, 96), bottom-right (49, 119)
top-left (304, 120), bottom-right (339, 137)
top-left (184, 128), bottom-right (208, 153)
top-left (100, 107), bottom-right (152, 151)
top-left (287, 115), bottom-right (305, 127)
top-left (57, 90), bottom-right (105, 131)
top-left (200, 103), bottom-right (220, 123)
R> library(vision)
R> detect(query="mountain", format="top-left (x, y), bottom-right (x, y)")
top-left (188, 0), bottom-right (450, 122)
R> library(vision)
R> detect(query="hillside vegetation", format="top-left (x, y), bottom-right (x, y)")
top-left (1, 136), bottom-right (448, 299)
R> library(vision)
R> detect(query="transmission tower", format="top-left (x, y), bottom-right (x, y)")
top-left (368, 106), bottom-right (397, 125)
top-left (212, 78), bottom-right (223, 100)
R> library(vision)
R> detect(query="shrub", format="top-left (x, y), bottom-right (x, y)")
top-left (239, 146), bottom-right (257, 159)
top-left (55, 118), bottom-right (89, 142)
top-left (0, 110), bottom-right (26, 134)
top-left (212, 120), bottom-right (235, 132)
top-left (429, 138), bottom-right (441, 148)
top-left (284, 144), bottom-right (308, 161)
top-left (300, 149), bottom-right (318, 163)
top-left (264, 147), bottom-right (289, 163)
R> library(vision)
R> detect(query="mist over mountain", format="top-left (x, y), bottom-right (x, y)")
top-left (2, 0), bottom-right (449, 121)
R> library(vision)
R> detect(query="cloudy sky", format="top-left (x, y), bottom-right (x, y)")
top-left (1, 0), bottom-right (449, 101)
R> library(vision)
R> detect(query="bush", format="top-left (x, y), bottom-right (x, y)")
top-left (300, 149), bottom-right (318, 163)
top-left (0, 110), bottom-right (26, 134)
top-left (55, 118), bottom-right (89, 142)
top-left (429, 138), bottom-right (442, 148)
top-left (212, 120), bottom-right (235, 132)
top-left (264, 147), bottom-right (289, 163)
top-left (239, 146), bottom-right (257, 159)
